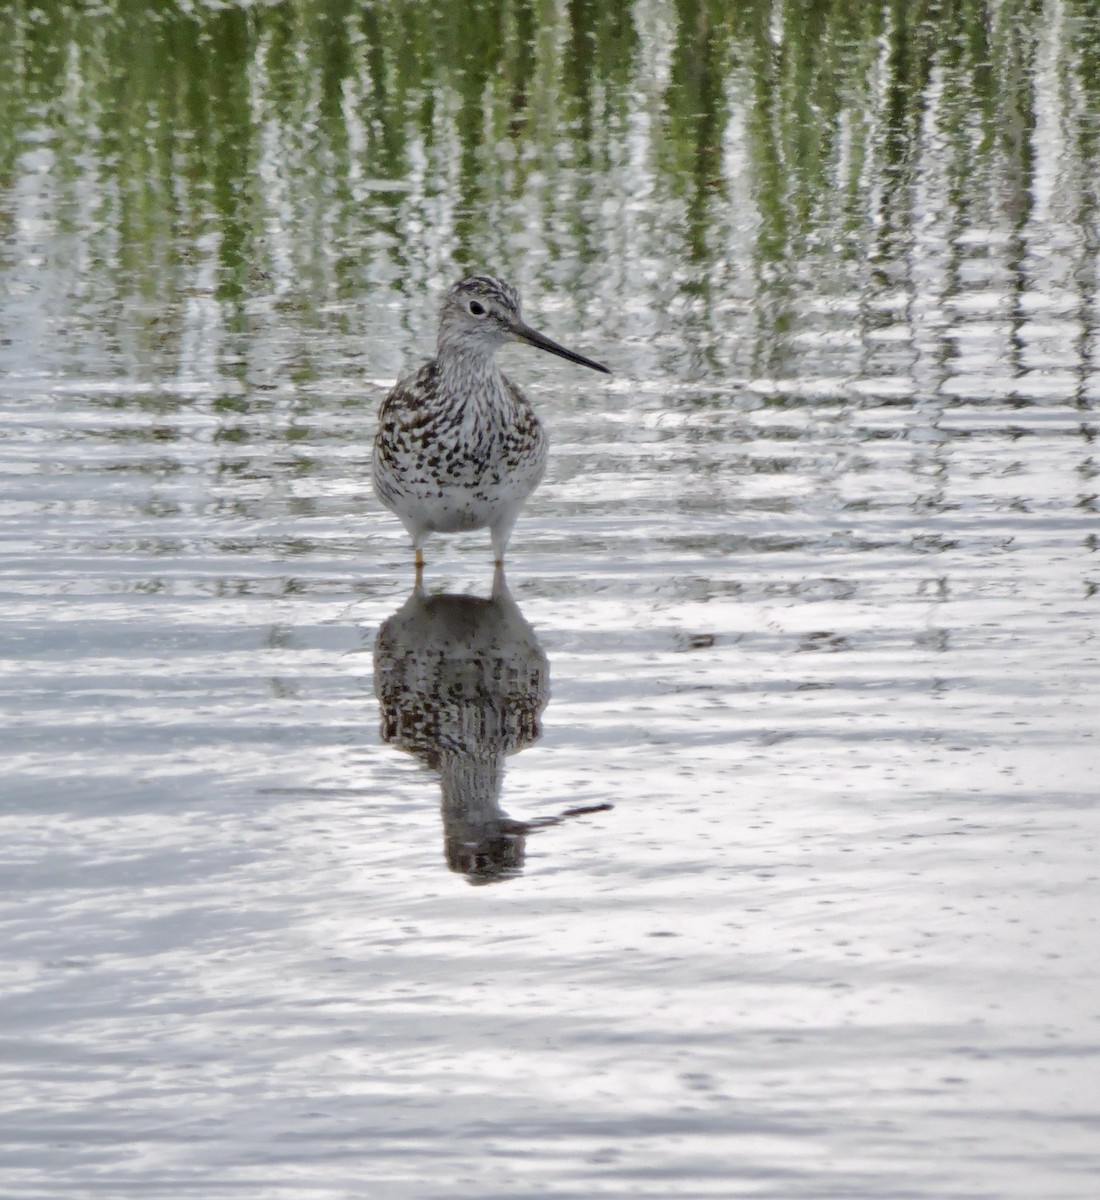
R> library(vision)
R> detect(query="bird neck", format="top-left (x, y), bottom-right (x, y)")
top-left (435, 343), bottom-right (510, 417)
top-left (438, 750), bottom-right (505, 818)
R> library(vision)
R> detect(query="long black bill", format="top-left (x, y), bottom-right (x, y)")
top-left (511, 321), bottom-right (611, 374)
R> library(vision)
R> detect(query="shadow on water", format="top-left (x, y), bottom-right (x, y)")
top-left (372, 568), bottom-right (610, 885)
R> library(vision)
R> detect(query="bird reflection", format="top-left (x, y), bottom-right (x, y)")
top-left (373, 568), bottom-right (609, 884)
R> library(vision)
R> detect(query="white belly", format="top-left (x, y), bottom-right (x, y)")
top-left (399, 474), bottom-right (539, 535)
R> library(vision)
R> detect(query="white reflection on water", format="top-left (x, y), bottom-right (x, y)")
top-left (2, 353), bottom-right (1097, 1197)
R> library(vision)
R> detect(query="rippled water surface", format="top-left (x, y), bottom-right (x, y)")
top-left (2, 2), bottom-right (1099, 1197)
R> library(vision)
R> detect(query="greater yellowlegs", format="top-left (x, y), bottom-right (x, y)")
top-left (372, 275), bottom-right (610, 572)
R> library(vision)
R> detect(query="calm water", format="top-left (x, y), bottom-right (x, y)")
top-left (2, 1), bottom-right (1099, 1197)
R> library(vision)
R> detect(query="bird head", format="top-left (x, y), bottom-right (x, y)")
top-left (437, 274), bottom-right (610, 374)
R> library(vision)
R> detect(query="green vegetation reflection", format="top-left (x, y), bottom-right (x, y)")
top-left (1, 0), bottom-right (1097, 380)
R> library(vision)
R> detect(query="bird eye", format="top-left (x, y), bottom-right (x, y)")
top-left (468, 301), bottom-right (486, 316)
